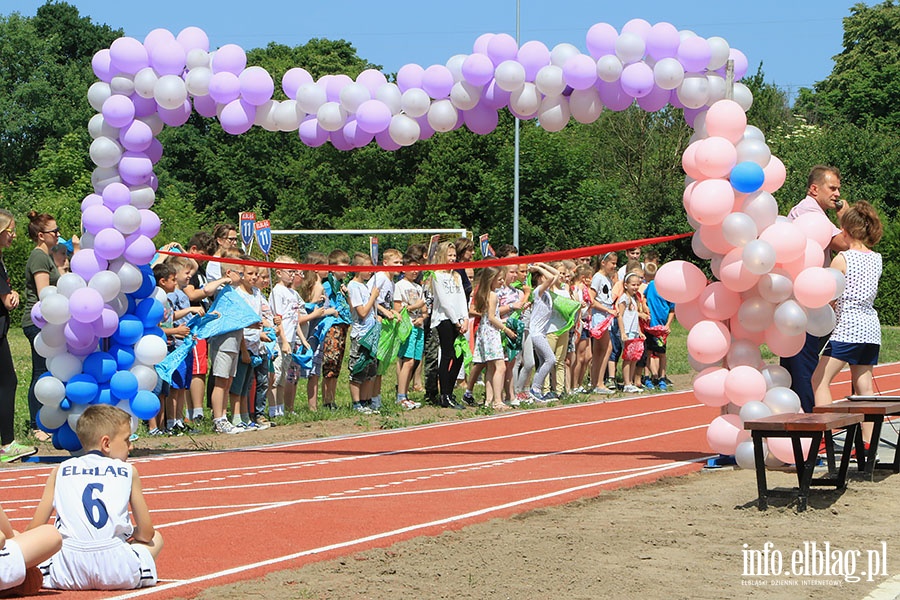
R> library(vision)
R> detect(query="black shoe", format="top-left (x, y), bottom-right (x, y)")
top-left (462, 391), bottom-right (477, 406)
top-left (441, 395), bottom-right (465, 410)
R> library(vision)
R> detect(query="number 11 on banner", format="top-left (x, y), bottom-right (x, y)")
top-left (254, 220), bottom-right (272, 257)
top-left (239, 212), bottom-right (256, 253)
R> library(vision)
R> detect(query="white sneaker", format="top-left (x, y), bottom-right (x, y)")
top-left (622, 385), bottom-right (643, 393)
top-left (214, 419), bottom-right (243, 434)
top-left (590, 387), bottom-right (615, 395)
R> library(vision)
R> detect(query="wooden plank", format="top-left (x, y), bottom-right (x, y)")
top-left (744, 413), bottom-right (863, 432)
top-left (816, 401), bottom-right (900, 416)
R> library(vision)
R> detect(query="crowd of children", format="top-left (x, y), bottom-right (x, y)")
top-left (139, 225), bottom-right (679, 434)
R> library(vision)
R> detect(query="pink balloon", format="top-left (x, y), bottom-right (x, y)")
top-left (705, 100), bottom-right (747, 144)
top-left (698, 282), bottom-right (741, 321)
top-left (792, 212), bottom-right (835, 250)
top-left (724, 365), bottom-right (767, 406)
top-left (687, 320), bottom-right (731, 364)
top-left (729, 315), bottom-right (766, 345)
top-left (681, 142), bottom-right (704, 181)
top-left (764, 325), bottom-right (806, 358)
top-left (693, 367), bottom-right (730, 407)
top-left (673, 299), bottom-right (703, 330)
top-left (719, 246), bottom-right (760, 292)
top-left (761, 155), bottom-right (786, 193)
top-left (698, 224), bottom-right (734, 255)
top-left (695, 136), bottom-right (737, 179)
top-left (793, 267), bottom-right (837, 309)
top-left (688, 179), bottom-right (735, 225)
top-left (767, 436), bottom-right (811, 464)
top-left (655, 260), bottom-right (708, 304)
top-left (707, 414), bottom-right (744, 455)
top-left (759, 221), bottom-right (806, 264)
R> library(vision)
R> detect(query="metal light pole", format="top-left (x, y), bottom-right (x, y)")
top-left (513, 0), bottom-right (521, 249)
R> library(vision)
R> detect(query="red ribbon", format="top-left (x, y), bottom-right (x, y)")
top-left (158, 232), bottom-right (693, 273)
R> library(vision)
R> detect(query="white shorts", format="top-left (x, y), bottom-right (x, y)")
top-left (272, 351), bottom-right (300, 386)
top-left (0, 539), bottom-right (27, 591)
top-left (40, 538), bottom-right (157, 590)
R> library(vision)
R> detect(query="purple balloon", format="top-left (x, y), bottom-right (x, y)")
top-left (282, 67), bottom-right (313, 99)
top-left (461, 54), bottom-right (495, 87)
top-left (472, 33), bottom-right (494, 55)
top-left (146, 138), bottom-right (163, 164)
top-left (563, 55), bottom-right (598, 90)
top-left (69, 287), bottom-right (105, 324)
top-left (645, 22), bottom-right (681, 60)
top-left (586, 23), bottom-right (619, 59)
top-left (463, 104), bottom-right (499, 135)
top-left (375, 128), bottom-right (401, 151)
top-left (356, 99), bottom-right (392, 134)
top-left (481, 81), bottom-right (511, 110)
top-left (124, 235), bottom-right (156, 265)
top-left (109, 37), bottom-right (149, 75)
top-left (517, 41), bottom-right (551, 81)
top-left (92, 49), bottom-right (114, 82)
top-left (240, 66), bottom-right (275, 106)
top-left (396, 64), bottom-right (425, 93)
top-left (102, 95), bottom-right (135, 128)
top-left (325, 74), bottom-right (352, 103)
top-left (148, 40), bottom-right (186, 76)
top-left (209, 71), bottom-right (241, 104)
top-left (211, 44), bottom-right (247, 75)
top-left (176, 26), bottom-right (210, 53)
top-left (637, 85), bottom-right (672, 112)
top-left (70, 249), bottom-right (109, 281)
top-left (729, 49), bottom-right (749, 80)
top-left (597, 80), bottom-right (633, 112)
top-left (118, 152), bottom-right (154, 186)
top-left (101, 183), bottom-right (130, 210)
top-left (219, 99), bottom-right (256, 135)
top-left (328, 127), bottom-right (353, 151)
top-left (138, 209), bottom-right (161, 238)
top-left (93, 307), bottom-right (120, 339)
top-left (118, 119), bottom-right (153, 152)
top-left (131, 94), bottom-right (159, 118)
top-left (621, 18), bottom-right (652, 39)
top-left (30, 303), bottom-right (47, 329)
top-left (342, 118), bottom-right (374, 148)
top-left (355, 69), bottom-right (388, 96)
top-left (68, 336), bottom-right (99, 357)
top-left (486, 33), bottom-right (518, 67)
top-left (143, 29), bottom-right (176, 54)
top-left (83, 204), bottom-right (114, 235)
top-left (682, 106), bottom-right (704, 127)
top-left (93, 228), bottom-right (126, 261)
top-left (82, 193), bottom-right (104, 212)
top-left (415, 115), bottom-right (435, 140)
top-left (677, 37), bottom-right (712, 73)
top-left (158, 100), bottom-right (192, 127)
top-left (422, 65), bottom-right (454, 99)
top-left (620, 62), bottom-right (655, 98)
top-left (298, 117), bottom-right (328, 147)
top-left (193, 94), bottom-right (218, 118)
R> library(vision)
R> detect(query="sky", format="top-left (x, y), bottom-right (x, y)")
top-left (3, 1), bottom-right (867, 101)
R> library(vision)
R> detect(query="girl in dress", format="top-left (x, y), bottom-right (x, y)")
top-left (470, 267), bottom-right (515, 410)
top-left (588, 252), bottom-right (618, 394)
top-left (617, 272), bottom-right (646, 394)
top-left (812, 201), bottom-right (883, 446)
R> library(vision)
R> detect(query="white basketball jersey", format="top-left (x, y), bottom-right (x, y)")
top-left (53, 452), bottom-right (134, 544)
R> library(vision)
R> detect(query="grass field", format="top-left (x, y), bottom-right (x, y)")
top-left (6, 322), bottom-right (900, 443)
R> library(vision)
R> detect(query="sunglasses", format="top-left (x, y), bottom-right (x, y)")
top-left (43, 227), bottom-right (60, 234)
top-left (2, 227), bottom-right (14, 234)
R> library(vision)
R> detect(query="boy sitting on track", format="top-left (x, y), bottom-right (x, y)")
top-left (28, 405), bottom-right (163, 591)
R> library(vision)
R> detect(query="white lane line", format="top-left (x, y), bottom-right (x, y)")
top-left (106, 458), bottom-right (704, 600)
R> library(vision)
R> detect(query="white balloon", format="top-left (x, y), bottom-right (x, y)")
top-left (39, 323), bottom-right (66, 347)
top-left (88, 114), bottom-right (119, 140)
top-left (374, 83), bottom-right (402, 115)
top-left (186, 48), bottom-right (210, 70)
top-left (113, 205), bottom-right (142, 235)
top-left (494, 60), bottom-right (526, 92)
top-left (134, 335), bottom-right (168, 366)
top-left (653, 57), bottom-right (684, 89)
top-left (806, 304), bottom-right (837, 337)
top-left (88, 270), bottom-right (122, 303)
top-left (705, 75), bottom-right (727, 106)
top-left (614, 32), bottom-right (645, 64)
top-left (829, 268), bottom-right (846, 300)
top-left (763, 386), bottom-right (801, 414)
top-left (726, 339), bottom-right (763, 369)
top-left (108, 293), bottom-right (129, 317)
top-left (339, 82), bottom-right (371, 113)
top-left (296, 83), bottom-right (327, 114)
top-left (185, 66), bottom-right (212, 96)
top-left (739, 401), bottom-right (772, 424)
top-left (41, 293), bottom-right (70, 325)
top-left (741, 240), bottom-right (776, 275)
top-left (596, 55), bottom-right (624, 83)
top-left (509, 83), bottom-right (542, 117)
top-left (139, 113), bottom-right (165, 137)
top-left (92, 166), bottom-right (121, 191)
top-left (67, 404), bottom-right (87, 432)
top-left (538, 95), bottom-right (570, 133)
top-left (79, 232), bottom-right (95, 249)
top-left (569, 87), bottom-right (602, 124)
top-left (773, 299), bottom-right (808, 337)
top-left (47, 353), bottom-right (83, 382)
top-left (87, 81), bottom-right (111, 112)
top-left (741, 191), bottom-right (778, 232)
top-left (33, 333), bottom-right (66, 359)
top-left (550, 43), bottom-right (580, 67)
top-left (721, 213), bottom-right (758, 248)
top-left (115, 262), bottom-right (143, 294)
top-left (151, 286), bottom-right (167, 306)
top-left (154, 74), bottom-right (188, 110)
top-left (734, 440), bottom-right (760, 470)
top-left (733, 82), bottom-right (753, 111)
top-left (403, 87), bottom-right (434, 116)
top-left (130, 185), bottom-right (156, 209)
top-left (691, 231), bottom-right (715, 260)
top-left (110, 75), bottom-right (135, 96)
top-left (676, 74), bottom-right (709, 109)
top-left (446, 54), bottom-right (467, 82)
top-left (742, 125), bottom-right (766, 143)
top-left (736, 138), bottom-right (772, 167)
top-left (426, 100), bottom-right (458, 133)
top-left (273, 99), bottom-right (305, 131)
top-left (737, 296), bottom-right (775, 332)
top-left (90, 136), bottom-right (123, 169)
top-left (758, 272), bottom-right (793, 304)
top-left (130, 364), bottom-right (158, 391)
top-left (39, 405), bottom-right (68, 430)
top-left (38, 285), bottom-right (58, 301)
top-left (706, 37), bottom-right (731, 71)
top-left (316, 102), bottom-right (347, 132)
top-left (388, 114), bottom-right (420, 147)
top-left (761, 364), bottom-right (792, 389)
top-left (535, 65), bottom-right (566, 97)
top-left (254, 100), bottom-right (280, 131)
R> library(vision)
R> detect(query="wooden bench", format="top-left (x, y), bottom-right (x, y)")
top-left (814, 400), bottom-right (900, 480)
top-left (744, 412), bottom-right (863, 511)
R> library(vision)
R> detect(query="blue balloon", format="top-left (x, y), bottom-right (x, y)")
top-left (109, 343), bottom-right (136, 370)
top-left (113, 315), bottom-right (144, 345)
top-left (65, 373), bottom-right (100, 405)
top-left (125, 294), bottom-right (137, 314)
top-left (143, 326), bottom-right (166, 339)
top-left (82, 351), bottom-right (118, 384)
top-left (730, 161), bottom-right (766, 194)
top-left (96, 388), bottom-right (115, 406)
top-left (110, 370), bottom-right (139, 401)
top-left (135, 298), bottom-right (164, 328)
top-left (53, 422), bottom-right (82, 452)
top-left (130, 389), bottom-right (161, 420)
top-left (134, 266), bottom-right (155, 299)
top-left (59, 398), bottom-right (71, 411)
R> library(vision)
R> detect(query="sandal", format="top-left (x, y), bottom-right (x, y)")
top-left (32, 430), bottom-right (51, 443)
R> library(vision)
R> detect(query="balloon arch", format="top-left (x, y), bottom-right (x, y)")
top-left (30, 19), bottom-right (843, 467)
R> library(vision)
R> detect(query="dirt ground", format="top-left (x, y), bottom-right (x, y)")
top-left (31, 387), bottom-right (899, 600)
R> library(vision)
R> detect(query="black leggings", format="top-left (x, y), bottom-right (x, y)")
top-left (0, 333), bottom-right (18, 445)
top-left (436, 320), bottom-right (463, 397)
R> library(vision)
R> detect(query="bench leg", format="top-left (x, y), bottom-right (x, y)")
top-left (835, 424), bottom-right (858, 489)
top-left (752, 432), bottom-right (768, 511)
top-left (792, 433), bottom-right (821, 512)
top-left (824, 430), bottom-right (835, 474)
top-left (864, 418), bottom-right (883, 480)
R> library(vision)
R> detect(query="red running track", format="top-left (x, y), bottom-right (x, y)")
top-left (3, 364), bottom-right (897, 599)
